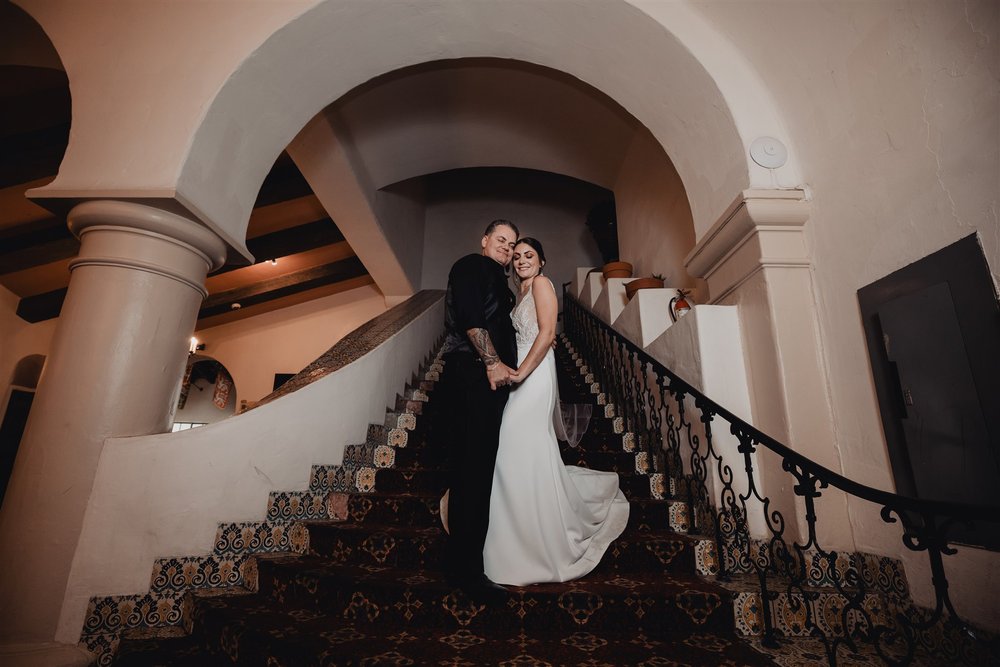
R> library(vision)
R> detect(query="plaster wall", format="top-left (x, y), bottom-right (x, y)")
top-left (642, 305), bottom-right (766, 538)
top-left (20, 0), bottom-right (803, 255)
top-left (691, 0), bottom-right (1000, 628)
top-left (419, 172), bottom-right (605, 303)
top-left (332, 60), bottom-right (638, 191)
top-left (613, 128), bottom-right (698, 291)
top-left (374, 180), bottom-right (426, 291)
top-left (288, 112), bottom-right (417, 299)
top-left (194, 284), bottom-right (388, 404)
top-left (56, 296), bottom-right (444, 643)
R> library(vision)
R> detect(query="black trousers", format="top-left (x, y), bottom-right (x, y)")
top-left (441, 352), bottom-right (510, 581)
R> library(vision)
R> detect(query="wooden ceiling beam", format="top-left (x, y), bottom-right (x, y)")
top-left (0, 217), bottom-right (77, 275)
top-left (211, 218), bottom-right (345, 276)
top-left (0, 122), bottom-right (71, 189)
top-left (254, 151), bottom-right (313, 208)
top-left (199, 255), bottom-right (368, 319)
top-left (15, 285), bottom-right (66, 323)
top-left (15, 255), bottom-right (369, 324)
top-left (0, 209), bottom-right (341, 278)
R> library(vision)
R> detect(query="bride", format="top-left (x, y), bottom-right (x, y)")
top-left (481, 237), bottom-right (630, 586)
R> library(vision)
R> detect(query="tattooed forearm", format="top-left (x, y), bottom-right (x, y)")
top-left (467, 328), bottom-right (500, 366)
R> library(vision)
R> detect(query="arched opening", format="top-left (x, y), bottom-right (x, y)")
top-left (25, 1), bottom-right (801, 261)
top-left (0, 1), bottom-right (73, 321)
top-left (10, 354), bottom-right (45, 389)
top-left (284, 57), bottom-right (701, 302)
top-left (1, 354), bottom-right (47, 505)
top-left (171, 356), bottom-right (238, 430)
top-left (175, 0), bottom-right (754, 255)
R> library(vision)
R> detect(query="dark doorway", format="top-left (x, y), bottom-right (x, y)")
top-left (858, 234), bottom-right (1000, 550)
top-left (0, 389), bottom-right (34, 506)
top-left (273, 373), bottom-right (295, 391)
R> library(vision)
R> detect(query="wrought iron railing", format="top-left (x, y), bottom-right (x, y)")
top-left (563, 292), bottom-right (999, 666)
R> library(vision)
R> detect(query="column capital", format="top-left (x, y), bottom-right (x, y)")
top-left (684, 189), bottom-right (810, 302)
top-left (66, 200), bottom-right (228, 297)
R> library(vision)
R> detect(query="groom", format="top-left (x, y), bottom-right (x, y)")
top-left (439, 219), bottom-right (519, 601)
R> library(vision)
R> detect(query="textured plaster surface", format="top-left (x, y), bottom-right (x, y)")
top-left (694, 0), bottom-right (1000, 628)
top-left (642, 305), bottom-right (766, 537)
top-left (19, 0), bottom-right (787, 252)
top-left (614, 128), bottom-right (701, 294)
top-left (593, 278), bottom-right (630, 326)
top-left (331, 60), bottom-right (639, 192)
top-left (612, 287), bottom-right (677, 349)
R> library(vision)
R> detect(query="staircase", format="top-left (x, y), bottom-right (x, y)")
top-left (109, 335), bottom-right (776, 665)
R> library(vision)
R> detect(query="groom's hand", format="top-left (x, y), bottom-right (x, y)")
top-left (486, 361), bottom-right (514, 390)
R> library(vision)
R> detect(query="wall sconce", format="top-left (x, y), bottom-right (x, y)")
top-left (189, 337), bottom-right (206, 354)
top-left (269, 258), bottom-right (278, 265)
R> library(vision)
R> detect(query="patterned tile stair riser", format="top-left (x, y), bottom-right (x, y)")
top-left (80, 350), bottom-right (445, 666)
top-left (111, 336), bottom-right (779, 666)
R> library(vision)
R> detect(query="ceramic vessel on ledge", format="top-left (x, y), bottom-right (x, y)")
top-left (602, 261), bottom-right (633, 280)
top-left (624, 277), bottom-right (664, 300)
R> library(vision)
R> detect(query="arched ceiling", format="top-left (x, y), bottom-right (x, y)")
top-left (20, 0), bottom-right (801, 259)
top-left (329, 59), bottom-right (641, 192)
top-left (2, 55), bottom-right (674, 323)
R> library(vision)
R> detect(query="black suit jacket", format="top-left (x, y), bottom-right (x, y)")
top-left (442, 253), bottom-right (516, 368)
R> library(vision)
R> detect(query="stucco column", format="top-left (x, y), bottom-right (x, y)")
top-left (0, 200), bottom-right (226, 643)
top-left (685, 190), bottom-right (854, 551)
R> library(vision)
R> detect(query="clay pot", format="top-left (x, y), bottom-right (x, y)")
top-left (624, 277), bottom-right (665, 300)
top-left (602, 261), bottom-right (633, 280)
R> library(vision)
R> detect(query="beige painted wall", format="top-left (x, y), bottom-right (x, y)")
top-left (332, 59), bottom-right (639, 191)
top-left (614, 128), bottom-right (700, 294)
top-left (1, 283), bottom-right (387, 420)
top-left (22, 0), bottom-right (801, 252)
top-left (194, 283), bottom-right (387, 404)
top-left (419, 170), bottom-right (606, 304)
top-left (690, 0), bottom-right (999, 627)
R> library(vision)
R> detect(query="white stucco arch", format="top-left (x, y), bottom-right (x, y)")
top-left (22, 0), bottom-right (801, 260)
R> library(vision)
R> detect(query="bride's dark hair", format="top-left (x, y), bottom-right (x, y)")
top-left (514, 237), bottom-right (546, 275)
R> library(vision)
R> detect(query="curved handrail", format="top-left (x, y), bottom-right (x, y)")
top-left (566, 292), bottom-right (998, 522)
top-left (563, 292), bottom-right (999, 666)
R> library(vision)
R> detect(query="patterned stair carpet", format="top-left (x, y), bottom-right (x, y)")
top-left (113, 336), bottom-right (775, 666)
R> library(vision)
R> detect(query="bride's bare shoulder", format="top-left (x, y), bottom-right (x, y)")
top-left (531, 275), bottom-right (555, 294)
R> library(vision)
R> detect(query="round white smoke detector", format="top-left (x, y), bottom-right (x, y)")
top-left (750, 137), bottom-right (788, 169)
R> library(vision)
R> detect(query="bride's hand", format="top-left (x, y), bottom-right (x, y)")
top-left (508, 369), bottom-right (525, 384)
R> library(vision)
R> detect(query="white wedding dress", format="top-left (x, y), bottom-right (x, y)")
top-left (483, 281), bottom-right (630, 586)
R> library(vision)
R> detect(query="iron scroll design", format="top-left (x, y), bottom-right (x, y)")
top-left (563, 292), bottom-right (999, 666)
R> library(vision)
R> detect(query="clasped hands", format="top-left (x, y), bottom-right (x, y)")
top-left (486, 361), bottom-right (521, 390)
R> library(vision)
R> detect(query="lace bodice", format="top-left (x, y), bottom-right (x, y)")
top-left (511, 287), bottom-right (540, 348)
